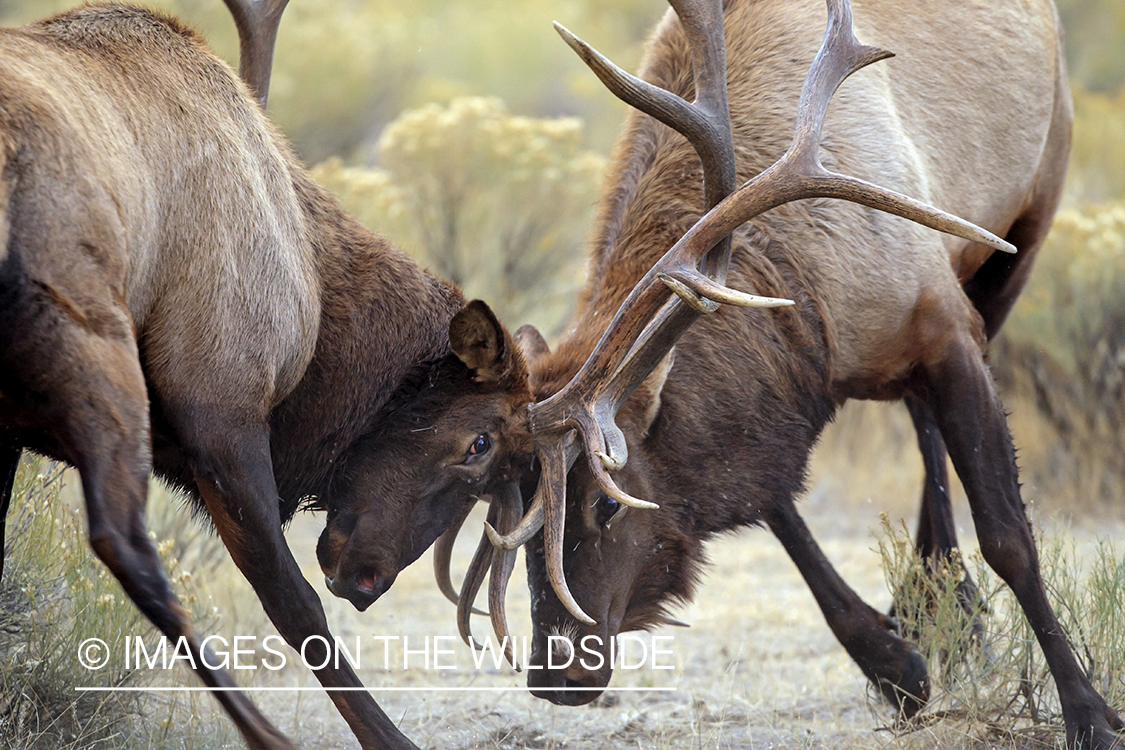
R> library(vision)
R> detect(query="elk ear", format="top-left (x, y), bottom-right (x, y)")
top-left (450, 300), bottom-right (520, 385)
top-left (514, 325), bottom-right (550, 368)
top-left (619, 349), bottom-right (674, 437)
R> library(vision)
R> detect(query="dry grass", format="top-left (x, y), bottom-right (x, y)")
top-left (879, 518), bottom-right (1125, 747)
top-left (2, 3), bottom-right (1123, 748)
top-left (65, 499), bottom-right (1113, 750)
top-left (0, 458), bottom-right (248, 750)
top-left (1, 458), bottom-right (149, 749)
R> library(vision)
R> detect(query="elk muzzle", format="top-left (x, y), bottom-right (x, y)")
top-left (526, 621), bottom-right (615, 706)
top-left (316, 515), bottom-right (398, 611)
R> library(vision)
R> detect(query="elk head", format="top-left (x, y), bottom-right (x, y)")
top-left (314, 301), bottom-right (539, 610)
top-left (433, 0), bottom-right (1015, 693)
top-left (521, 357), bottom-right (697, 705)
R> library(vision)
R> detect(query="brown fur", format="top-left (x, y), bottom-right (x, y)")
top-left (0, 5), bottom-right (506, 749)
top-left (356, 0), bottom-right (1119, 743)
top-left (518, 5), bottom-right (1120, 745)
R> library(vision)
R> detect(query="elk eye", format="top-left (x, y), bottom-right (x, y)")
top-left (594, 494), bottom-right (620, 527)
top-left (466, 434), bottom-right (491, 461)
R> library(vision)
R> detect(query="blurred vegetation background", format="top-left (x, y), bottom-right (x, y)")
top-left (0, 0), bottom-right (1123, 745)
top-left (0, 1), bottom-right (1120, 475)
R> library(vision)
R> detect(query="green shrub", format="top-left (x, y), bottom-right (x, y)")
top-left (878, 515), bottom-right (1125, 743)
top-left (313, 96), bottom-right (606, 335)
top-left (993, 199), bottom-right (1125, 509)
top-left (0, 457), bottom-right (220, 749)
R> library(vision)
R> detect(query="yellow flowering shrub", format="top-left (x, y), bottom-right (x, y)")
top-left (313, 96), bottom-right (606, 334)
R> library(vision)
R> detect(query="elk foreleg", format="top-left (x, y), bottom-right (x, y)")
top-left (189, 425), bottom-right (419, 750)
top-left (762, 499), bottom-right (929, 718)
top-left (922, 338), bottom-right (1123, 750)
top-left (892, 395), bottom-right (983, 644)
top-left (0, 445), bottom-right (18, 581)
top-left (2, 324), bottom-right (291, 749)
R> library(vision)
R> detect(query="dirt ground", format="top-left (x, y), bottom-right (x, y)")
top-left (89, 401), bottom-right (1118, 749)
top-left (164, 493), bottom-right (1121, 750)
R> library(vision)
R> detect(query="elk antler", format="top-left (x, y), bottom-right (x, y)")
top-left (486, 482), bottom-right (524, 670)
top-left (221, 0), bottom-right (291, 107)
top-left (486, 0), bottom-right (751, 623)
top-left (490, 0), bottom-right (1017, 624)
top-left (456, 483), bottom-right (523, 670)
top-left (433, 507), bottom-right (488, 616)
top-left (457, 500), bottom-right (501, 652)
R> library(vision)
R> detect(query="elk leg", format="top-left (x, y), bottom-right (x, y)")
top-left (892, 396), bottom-right (982, 643)
top-left (921, 339), bottom-right (1123, 750)
top-left (0, 445), bottom-right (19, 581)
top-left (185, 422), bottom-right (418, 750)
top-left (762, 499), bottom-right (929, 718)
top-left (0, 315), bottom-right (292, 749)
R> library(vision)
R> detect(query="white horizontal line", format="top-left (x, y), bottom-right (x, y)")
top-left (76, 686), bottom-right (676, 693)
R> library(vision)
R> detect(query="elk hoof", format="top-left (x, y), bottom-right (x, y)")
top-left (878, 647), bottom-right (930, 719)
top-left (1064, 690), bottom-right (1124, 750)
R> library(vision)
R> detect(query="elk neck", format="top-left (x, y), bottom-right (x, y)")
top-left (265, 171), bottom-right (465, 516)
top-left (529, 5), bottom-right (842, 538)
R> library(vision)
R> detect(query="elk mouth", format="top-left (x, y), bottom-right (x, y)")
top-left (525, 625), bottom-right (613, 706)
top-left (323, 567), bottom-right (396, 611)
top-left (528, 669), bottom-right (609, 706)
top-left (317, 518), bottom-right (401, 610)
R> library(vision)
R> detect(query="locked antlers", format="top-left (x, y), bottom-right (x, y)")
top-left (492, 0), bottom-right (1015, 624)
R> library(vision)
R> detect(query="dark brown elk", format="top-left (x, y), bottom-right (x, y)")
top-left (411, 0), bottom-right (1121, 746)
top-left (0, 2), bottom-right (521, 748)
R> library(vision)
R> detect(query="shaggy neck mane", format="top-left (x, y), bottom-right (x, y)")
top-left (533, 5), bottom-right (837, 549)
top-left (267, 171), bottom-right (464, 517)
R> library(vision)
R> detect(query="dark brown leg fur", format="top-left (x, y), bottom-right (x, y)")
top-left (921, 335), bottom-right (1122, 750)
top-left (0, 276), bottom-right (292, 750)
top-left (764, 500), bottom-right (930, 717)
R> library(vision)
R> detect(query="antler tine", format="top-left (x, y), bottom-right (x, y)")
top-left (433, 524), bottom-right (459, 604)
top-left (554, 13), bottom-right (733, 213)
top-left (486, 482), bottom-right (525, 670)
top-left (555, 0), bottom-right (735, 259)
top-left (540, 446), bottom-right (595, 625)
top-left (434, 503), bottom-right (488, 615)
top-left (221, 0), bottom-right (291, 107)
top-left (787, 0), bottom-right (892, 169)
top-left (484, 433), bottom-right (576, 551)
top-left (513, 0), bottom-right (745, 625)
top-left (457, 501), bottom-right (501, 651)
top-left (522, 0), bottom-right (1017, 623)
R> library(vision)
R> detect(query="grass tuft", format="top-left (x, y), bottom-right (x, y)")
top-left (877, 515), bottom-right (1125, 746)
top-left (0, 456), bottom-right (228, 750)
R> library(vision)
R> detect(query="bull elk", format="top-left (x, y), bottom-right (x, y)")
top-left (419, 0), bottom-right (1122, 746)
top-left (0, 2), bottom-right (527, 748)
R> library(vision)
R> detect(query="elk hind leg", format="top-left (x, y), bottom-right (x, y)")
top-left (763, 500), bottom-right (929, 717)
top-left (922, 334), bottom-right (1122, 749)
top-left (5, 316), bottom-right (292, 750)
top-left (892, 395), bottom-right (983, 644)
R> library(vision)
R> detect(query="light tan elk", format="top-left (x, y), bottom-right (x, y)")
top-left (408, 0), bottom-right (1120, 746)
top-left (0, 2), bottom-right (529, 749)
